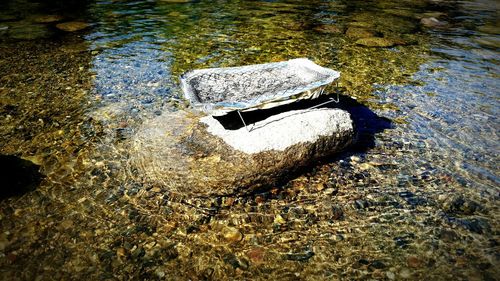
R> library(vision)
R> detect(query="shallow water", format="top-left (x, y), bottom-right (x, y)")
top-left (0, 0), bottom-right (499, 280)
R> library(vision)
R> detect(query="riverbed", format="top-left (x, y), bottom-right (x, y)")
top-left (0, 0), bottom-right (498, 280)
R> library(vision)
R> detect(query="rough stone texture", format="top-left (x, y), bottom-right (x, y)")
top-left (130, 108), bottom-right (355, 197)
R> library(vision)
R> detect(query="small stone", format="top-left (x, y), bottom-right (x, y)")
top-left (60, 219), bottom-right (74, 229)
top-left (355, 37), bottom-right (397, 48)
top-left (222, 227), bottom-right (243, 243)
top-left (155, 269), bottom-right (165, 278)
top-left (314, 24), bottom-right (343, 34)
top-left (350, 156), bottom-right (361, 162)
top-left (116, 247), bottom-right (126, 257)
top-left (358, 163), bottom-right (372, 170)
top-left (246, 248), bottom-right (265, 264)
top-left (316, 183), bottom-right (326, 191)
top-left (346, 27), bottom-right (375, 39)
top-left (274, 214), bottom-right (286, 224)
top-left (420, 17), bottom-right (446, 28)
top-left (399, 268), bottom-right (411, 278)
top-left (407, 256), bottom-right (422, 268)
top-left (386, 271), bottom-right (396, 280)
top-left (56, 21), bottom-right (89, 32)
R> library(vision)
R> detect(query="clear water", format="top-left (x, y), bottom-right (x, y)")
top-left (0, 0), bottom-right (498, 280)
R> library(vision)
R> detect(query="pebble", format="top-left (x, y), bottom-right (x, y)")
top-left (246, 248), bottom-right (265, 264)
top-left (314, 24), bottom-right (344, 34)
top-left (407, 256), bottom-right (422, 268)
top-left (116, 247), bottom-right (126, 257)
top-left (222, 227), bottom-right (243, 243)
top-left (399, 268), bottom-right (411, 278)
top-left (273, 214), bottom-right (286, 224)
top-left (386, 271), bottom-right (395, 280)
top-left (346, 27), bottom-right (375, 39)
top-left (420, 17), bottom-right (446, 28)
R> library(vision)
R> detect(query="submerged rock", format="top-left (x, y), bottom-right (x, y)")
top-left (314, 24), bottom-right (344, 34)
top-left (55, 21), bottom-right (89, 32)
top-left (345, 27), bottom-right (375, 39)
top-left (420, 17), bottom-right (447, 28)
top-left (131, 108), bottom-right (354, 197)
top-left (7, 22), bottom-right (51, 40)
top-left (355, 37), bottom-right (398, 47)
top-left (32, 14), bottom-right (64, 23)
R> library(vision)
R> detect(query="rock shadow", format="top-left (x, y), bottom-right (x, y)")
top-left (214, 94), bottom-right (392, 152)
top-left (0, 155), bottom-right (44, 200)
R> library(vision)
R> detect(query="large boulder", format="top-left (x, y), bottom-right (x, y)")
top-left (130, 108), bottom-right (355, 197)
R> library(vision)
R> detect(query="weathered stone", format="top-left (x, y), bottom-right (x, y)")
top-left (130, 108), bottom-right (354, 196)
top-left (55, 21), bottom-right (89, 32)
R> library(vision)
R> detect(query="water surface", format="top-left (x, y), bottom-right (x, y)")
top-left (0, 0), bottom-right (498, 280)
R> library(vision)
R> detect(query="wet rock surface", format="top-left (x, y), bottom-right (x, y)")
top-left (130, 108), bottom-right (355, 197)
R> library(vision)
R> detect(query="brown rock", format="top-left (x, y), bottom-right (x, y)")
top-left (407, 256), bottom-right (423, 268)
top-left (56, 21), bottom-right (89, 32)
top-left (246, 247), bottom-right (265, 264)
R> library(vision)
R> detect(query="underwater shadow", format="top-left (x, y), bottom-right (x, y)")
top-left (0, 155), bottom-right (44, 201)
top-left (214, 94), bottom-right (392, 153)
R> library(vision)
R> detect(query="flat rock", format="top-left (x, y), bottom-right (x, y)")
top-left (130, 108), bottom-right (354, 197)
top-left (55, 21), bottom-right (89, 32)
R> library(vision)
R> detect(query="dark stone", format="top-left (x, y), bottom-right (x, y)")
top-left (223, 253), bottom-right (241, 269)
top-left (370, 260), bottom-right (386, 269)
top-left (0, 155), bottom-right (43, 200)
top-left (354, 199), bottom-right (372, 209)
